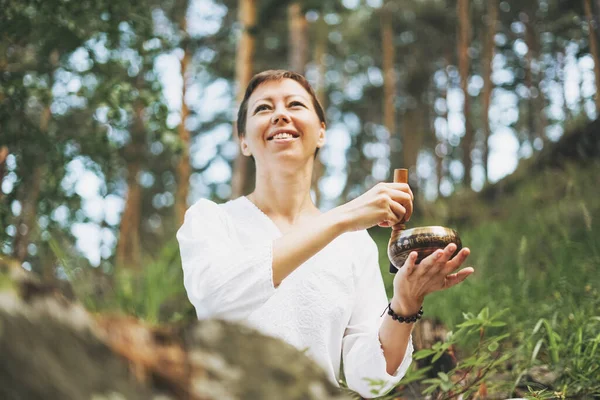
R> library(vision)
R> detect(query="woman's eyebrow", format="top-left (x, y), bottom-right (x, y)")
top-left (250, 94), bottom-right (309, 109)
top-left (250, 97), bottom-right (272, 110)
top-left (285, 94), bottom-right (309, 102)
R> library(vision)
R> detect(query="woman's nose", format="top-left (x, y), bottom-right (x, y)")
top-left (271, 109), bottom-right (291, 125)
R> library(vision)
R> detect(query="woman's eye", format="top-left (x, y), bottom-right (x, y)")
top-left (289, 101), bottom-right (305, 108)
top-left (254, 104), bottom-right (270, 113)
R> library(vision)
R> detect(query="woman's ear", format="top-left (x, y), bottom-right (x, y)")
top-left (240, 136), bottom-right (252, 156)
top-left (316, 122), bottom-right (326, 148)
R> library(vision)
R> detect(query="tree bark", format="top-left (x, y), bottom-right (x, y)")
top-left (457, 0), bottom-right (472, 188)
top-left (524, 4), bottom-right (548, 144)
top-left (288, 2), bottom-right (308, 74)
top-left (557, 51), bottom-right (571, 121)
top-left (12, 107), bottom-right (50, 267)
top-left (402, 106), bottom-right (423, 181)
top-left (176, 10), bottom-right (191, 226)
top-left (12, 161), bottom-right (44, 264)
top-left (311, 14), bottom-right (327, 208)
top-left (481, 0), bottom-right (498, 184)
top-left (584, 0), bottom-right (600, 113)
top-left (381, 7), bottom-right (397, 175)
top-left (436, 50), bottom-right (452, 197)
top-left (115, 102), bottom-right (145, 270)
top-left (12, 50), bottom-right (58, 272)
top-left (523, 18), bottom-right (535, 142)
top-left (435, 100), bottom-right (447, 197)
top-left (0, 146), bottom-right (8, 200)
top-left (231, 0), bottom-right (257, 199)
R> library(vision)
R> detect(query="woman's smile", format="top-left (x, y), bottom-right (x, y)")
top-left (267, 129), bottom-right (301, 143)
top-left (241, 78), bottom-right (325, 161)
top-left (271, 136), bottom-right (298, 143)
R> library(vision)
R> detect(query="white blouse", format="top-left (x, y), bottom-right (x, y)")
top-left (176, 196), bottom-right (413, 398)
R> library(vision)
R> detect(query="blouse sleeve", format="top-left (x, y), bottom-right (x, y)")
top-left (176, 199), bottom-right (276, 321)
top-left (341, 231), bottom-right (413, 399)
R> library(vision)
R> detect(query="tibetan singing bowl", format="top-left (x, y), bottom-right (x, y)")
top-left (387, 226), bottom-right (462, 273)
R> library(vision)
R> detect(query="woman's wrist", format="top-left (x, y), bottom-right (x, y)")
top-left (390, 295), bottom-right (423, 317)
top-left (325, 206), bottom-right (352, 234)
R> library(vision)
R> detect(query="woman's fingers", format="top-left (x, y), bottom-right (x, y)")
top-left (371, 183), bottom-right (413, 225)
top-left (444, 267), bottom-right (474, 289)
top-left (388, 201), bottom-right (407, 225)
top-left (386, 183), bottom-right (413, 200)
top-left (416, 243), bottom-right (456, 277)
top-left (388, 189), bottom-right (413, 222)
top-left (442, 247), bottom-right (471, 274)
top-left (378, 200), bottom-right (406, 227)
top-left (403, 251), bottom-right (418, 276)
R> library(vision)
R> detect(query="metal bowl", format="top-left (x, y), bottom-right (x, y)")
top-left (388, 226), bottom-right (462, 273)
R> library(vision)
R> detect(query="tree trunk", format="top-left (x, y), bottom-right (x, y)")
top-left (482, 0), bottom-right (498, 184)
top-left (176, 11), bottom-right (191, 226)
top-left (579, 61), bottom-right (588, 113)
top-left (381, 7), bottom-right (397, 175)
top-left (524, 4), bottom-right (548, 145)
top-left (288, 2), bottom-right (308, 74)
top-left (436, 50), bottom-right (452, 197)
top-left (314, 17), bottom-right (327, 114)
top-left (231, 0), bottom-right (257, 199)
top-left (457, 0), bottom-right (472, 188)
top-left (402, 106), bottom-right (423, 182)
top-left (0, 146), bottom-right (8, 200)
top-left (584, 0), bottom-right (600, 113)
top-left (421, 91), bottom-right (435, 196)
top-left (115, 103), bottom-right (145, 270)
top-left (12, 163), bottom-right (44, 264)
top-left (12, 106), bottom-right (50, 267)
top-left (12, 50), bottom-right (58, 273)
top-left (523, 21), bottom-right (535, 143)
top-left (557, 52), bottom-right (571, 121)
top-left (311, 14), bottom-right (327, 208)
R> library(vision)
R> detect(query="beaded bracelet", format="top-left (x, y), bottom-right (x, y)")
top-left (384, 303), bottom-right (424, 323)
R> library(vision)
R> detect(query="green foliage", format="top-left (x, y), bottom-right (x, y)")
top-left (373, 161), bottom-right (600, 327)
top-left (524, 386), bottom-right (565, 400)
top-left (0, 0), bottom-right (177, 273)
top-left (349, 307), bottom-right (511, 399)
top-left (412, 307), bottom-right (511, 399)
top-left (51, 236), bottom-right (193, 325)
top-left (368, 160), bottom-right (600, 398)
top-left (520, 294), bottom-right (600, 398)
top-left (108, 240), bottom-right (191, 324)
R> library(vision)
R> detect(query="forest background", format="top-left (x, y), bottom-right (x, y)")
top-left (1, 0), bottom-right (599, 398)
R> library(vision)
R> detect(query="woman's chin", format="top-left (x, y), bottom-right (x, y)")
top-left (261, 150), bottom-right (315, 167)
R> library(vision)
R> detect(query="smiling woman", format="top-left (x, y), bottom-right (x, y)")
top-left (177, 70), bottom-right (472, 398)
top-left (237, 70), bottom-right (326, 163)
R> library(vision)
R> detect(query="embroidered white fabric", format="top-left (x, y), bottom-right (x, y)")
top-left (177, 196), bottom-right (413, 398)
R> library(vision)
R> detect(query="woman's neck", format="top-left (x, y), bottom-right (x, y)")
top-left (248, 162), bottom-right (320, 225)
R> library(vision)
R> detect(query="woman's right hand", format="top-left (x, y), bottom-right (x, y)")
top-left (335, 183), bottom-right (414, 232)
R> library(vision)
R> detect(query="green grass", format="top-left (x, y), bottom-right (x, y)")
top-left (371, 161), bottom-right (600, 327)
top-left (50, 237), bottom-right (193, 325)
top-left (369, 160), bottom-right (600, 398)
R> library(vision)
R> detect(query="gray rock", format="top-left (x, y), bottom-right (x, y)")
top-left (0, 273), bottom-right (350, 400)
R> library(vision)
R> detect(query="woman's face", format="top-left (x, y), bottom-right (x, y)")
top-left (240, 78), bottom-right (325, 168)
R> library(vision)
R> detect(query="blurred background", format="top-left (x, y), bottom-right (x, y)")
top-left (1, 0), bottom-right (599, 397)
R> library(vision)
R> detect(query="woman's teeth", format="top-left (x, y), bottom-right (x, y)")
top-left (271, 132), bottom-right (295, 140)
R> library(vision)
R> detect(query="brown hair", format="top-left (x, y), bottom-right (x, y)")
top-left (236, 70), bottom-right (326, 138)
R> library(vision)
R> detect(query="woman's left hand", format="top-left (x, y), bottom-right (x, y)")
top-left (390, 243), bottom-right (473, 315)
